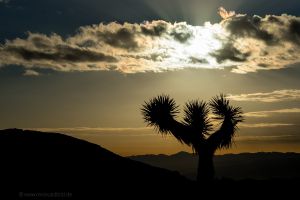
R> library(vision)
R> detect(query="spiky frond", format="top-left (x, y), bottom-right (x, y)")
top-left (209, 94), bottom-right (244, 124)
top-left (208, 94), bottom-right (244, 150)
top-left (183, 100), bottom-right (212, 137)
top-left (141, 95), bottom-right (179, 133)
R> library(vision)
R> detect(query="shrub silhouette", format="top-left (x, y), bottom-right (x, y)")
top-left (141, 94), bottom-right (244, 182)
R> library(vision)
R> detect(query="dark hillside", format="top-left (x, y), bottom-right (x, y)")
top-left (0, 129), bottom-right (189, 198)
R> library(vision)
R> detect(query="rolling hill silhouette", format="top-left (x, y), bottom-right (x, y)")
top-left (0, 129), bottom-right (190, 198)
top-left (0, 128), bottom-right (298, 198)
top-left (130, 151), bottom-right (300, 180)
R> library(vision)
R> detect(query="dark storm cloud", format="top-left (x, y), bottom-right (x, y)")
top-left (98, 28), bottom-right (138, 50)
top-left (210, 42), bottom-right (250, 63)
top-left (30, 35), bottom-right (54, 49)
top-left (124, 53), bottom-right (169, 62)
top-left (0, 32), bottom-right (117, 64)
top-left (266, 15), bottom-right (284, 25)
top-left (4, 45), bottom-right (117, 63)
top-left (288, 19), bottom-right (300, 44)
top-left (170, 23), bottom-right (193, 43)
top-left (0, 31), bottom-right (122, 73)
top-left (171, 31), bottom-right (192, 43)
top-left (140, 21), bottom-right (168, 36)
top-left (189, 57), bottom-right (208, 64)
top-left (223, 12), bottom-right (300, 47)
top-left (223, 15), bottom-right (276, 45)
top-left (214, 9), bottom-right (300, 73)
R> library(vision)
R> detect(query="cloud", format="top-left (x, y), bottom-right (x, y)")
top-left (228, 89), bottom-right (300, 102)
top-left (32, 127), bottom-right (151, 132)
top-left (219, 13), bottom-right (300, 73)
top-left (210, 42), bottom-right (251, 63)
top-left (218, 7), bottom-right (236, 20)
top-left (1, 9), bottom-right (300, 74)
top-left (97, 28), bottom-right (138, 49)
top-left (236, 135), bottom-right (296, 142)
top-left (245, 108), bottom-right (300, 118)
top-left (240, 123), bottom-right (294, 128)
top-left (140, 21), bottom-right (168, 36)
top-left (0, 32), bottom-right (118, 72)
top-left (23, 69), bottom-right (40, 76)
top-left (235, 135), bottom-right (300, 144)
top-left (5, 44), bottom-right (117, 62)
top-left (189, 56), bottom-right (208, 64)
top-left (170, 23), bottom-right (193, 43)
top-left (27, 127), bottom-right (155, 137)
top-left (223, 14), bottom-right (275, 44)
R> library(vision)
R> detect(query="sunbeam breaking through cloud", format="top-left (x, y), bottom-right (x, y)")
top-left (1, 7), bottom-right (300, 75)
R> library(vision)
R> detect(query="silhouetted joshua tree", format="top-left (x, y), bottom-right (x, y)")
top-left (141, 94), bottom-right (243, 182)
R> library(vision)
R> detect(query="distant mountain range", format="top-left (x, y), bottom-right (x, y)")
top-left (129, 151), bottom-right (300, 180)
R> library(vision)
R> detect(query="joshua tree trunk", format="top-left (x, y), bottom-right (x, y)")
top-left (196, 149), bottom-right (214, 182)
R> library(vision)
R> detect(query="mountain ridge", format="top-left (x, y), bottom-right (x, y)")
top-left (130, 151), bottom-right (300, 157)
top-left (129, 151), bottom-right (300, 180)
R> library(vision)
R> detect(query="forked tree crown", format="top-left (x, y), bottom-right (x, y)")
top-left (141, 94), bottom-right (244, 153)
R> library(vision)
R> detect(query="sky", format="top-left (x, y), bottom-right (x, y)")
top-left (0, 0), bottom-right (300, 156)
